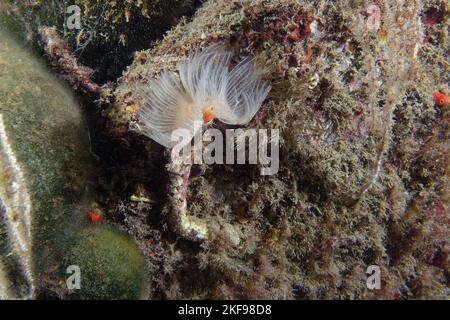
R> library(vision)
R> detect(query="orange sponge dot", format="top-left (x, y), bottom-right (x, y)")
top-left (87, 211), bottom-right (103, 224)
top-left (433, 92), bottom-right (449, 108)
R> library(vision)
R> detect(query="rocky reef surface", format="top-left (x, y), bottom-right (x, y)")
top-left (107, 0), bottom-right (449, 299)
top-left (8, 0), bottom-right (202, 83)
top-left (1, 0), bottom-right (448, 299)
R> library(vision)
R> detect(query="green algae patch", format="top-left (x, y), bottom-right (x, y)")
top-left (63, 227), bottom-right (145, 300)
top-left (0, 6), bottom-right (148, 300)
top-left (0, 21), bottom-right (96, 298)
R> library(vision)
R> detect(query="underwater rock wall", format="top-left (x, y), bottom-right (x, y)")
top-left (7, 0), bottom-right (202, 82)
top-left (0, 0), bottom-right (447, 299)
top-left (108, 0), bottom-right (448, 299)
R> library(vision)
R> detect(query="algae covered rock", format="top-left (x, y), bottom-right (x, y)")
top-left (0, 20), bottom-right (96, 298)
top-left (63, 227), bottom-right (145, 300)
top-left (107, 0), bottom-right (448, 299)
top-left (6, 0), bottom-right (200, 82)
top-left (0, 19), bottom-right (145, 299)
top-left (1, 0), bottom-right (447, 301)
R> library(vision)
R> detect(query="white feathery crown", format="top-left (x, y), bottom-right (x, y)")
top-left (138, 44), bottom-right (271, 148)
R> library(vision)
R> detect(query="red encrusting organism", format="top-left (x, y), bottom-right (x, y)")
top-left (432, 92), bottom-right (449, 108)
top-left (86, 211), bottom-right (103, 224)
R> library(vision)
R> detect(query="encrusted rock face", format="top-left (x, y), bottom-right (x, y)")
top-left (0, 22), bottom-right (144, 299)
top-left (107, 0), bottom-right (448, 299)
top-left (6, 0), bottom-right (201, 82)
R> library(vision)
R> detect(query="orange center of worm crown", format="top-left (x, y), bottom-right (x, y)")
top-left (202, 105), bottom-right (215, 124)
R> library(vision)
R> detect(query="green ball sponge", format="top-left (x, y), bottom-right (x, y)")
top-left (64, 227), bottom-right (145, 300)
